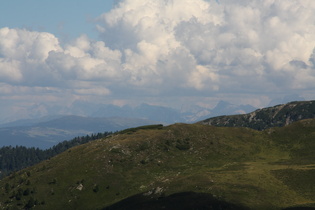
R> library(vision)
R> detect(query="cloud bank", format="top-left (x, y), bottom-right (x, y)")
top-left (1, 0), bottom-right (315, 121)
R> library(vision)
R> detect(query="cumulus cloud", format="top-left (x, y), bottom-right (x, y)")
top-left (96, 0), bottom-right (315, 94)
top-left (0, 59), bottom-right (22, 82)
top-left (0, 28), bottom-right (120, 95)
top-left (0, 27), bottom-right (61, 62)
top-left (1, 0), bottom-right (315, 121)
top-left (0, 27), bottom-right (62, 85)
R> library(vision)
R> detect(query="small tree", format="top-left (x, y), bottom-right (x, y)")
top-left (23, 188), bottom-right (31, 196)
top-left (93, 185), bottom-right (99, 193)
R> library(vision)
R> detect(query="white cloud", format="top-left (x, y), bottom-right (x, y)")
top-left (0, 59), bottom-right (22, 82)
top-left (1, 0), bottom-right (315, 122)
top-left (95, 0), bottom-right (315, 95)
top-left (96, 0), bottom-right (223, 91)
top-left (0, 27), bottom-right (61, 62)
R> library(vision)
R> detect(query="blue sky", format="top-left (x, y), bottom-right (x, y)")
top-left (0, 0), bottom-right (113, 40)
top-left (0, 0), bottom-right (315, 123)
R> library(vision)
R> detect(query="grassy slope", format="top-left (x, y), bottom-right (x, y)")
top-left (0, 122), bottom-right (314, 209)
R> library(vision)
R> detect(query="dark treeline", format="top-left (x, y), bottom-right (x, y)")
top-left (0, 131), bottom-right (112, 179)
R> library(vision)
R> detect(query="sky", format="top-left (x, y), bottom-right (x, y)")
top-left (0, 0), bottom-right (315, 122)
top-left (0, 0), bottom-right (114, 40)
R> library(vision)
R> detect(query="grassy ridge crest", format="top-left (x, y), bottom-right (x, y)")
top-left (199, 100), bottom-right (315, 130)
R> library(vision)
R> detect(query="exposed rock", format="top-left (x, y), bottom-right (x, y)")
top-left (76, 184), bottom-right (83, 191)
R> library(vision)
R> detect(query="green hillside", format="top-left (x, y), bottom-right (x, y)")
top-left (0, 121), bottom-right (314, 209)
top-left (199, 100), bottom-right (315, 130)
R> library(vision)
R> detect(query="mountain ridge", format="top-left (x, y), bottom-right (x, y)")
top-left (198, 100), bottom-right (315, 130)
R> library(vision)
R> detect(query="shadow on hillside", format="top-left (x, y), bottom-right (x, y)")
top-left (103, 191), bottom-right (248, 210)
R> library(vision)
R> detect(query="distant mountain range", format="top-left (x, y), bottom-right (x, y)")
top-left (0, 101), bottom-right (256, 148)
top-left (199, 100), bottom-right (315, 130)
top-left (1, 101), bottom-right (257, 125)
top-left (0, 116), bottom-right (158, 149)
top-left (73, 101), bottom-right (257, 124)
